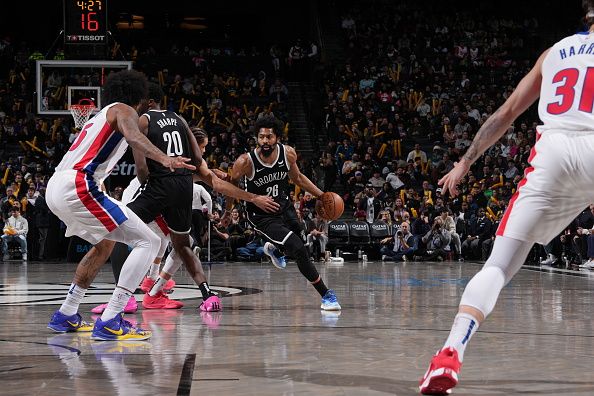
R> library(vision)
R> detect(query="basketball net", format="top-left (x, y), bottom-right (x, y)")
top-left (69, 99), bottom-right (95, 129)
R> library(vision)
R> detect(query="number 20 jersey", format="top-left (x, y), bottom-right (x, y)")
top-left (143, 109), bottom-right (192, 178)
top-left (245, 143), bottom-right (291, 216)
top-left (539, 32), bottom-right (594, 131)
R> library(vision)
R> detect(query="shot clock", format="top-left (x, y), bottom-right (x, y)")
top-left (63, 0), bottom-right (108, 44)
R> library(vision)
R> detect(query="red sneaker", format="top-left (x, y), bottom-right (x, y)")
top-left (140, 277), bottom-right (176, 293)
top-left (142, 292), bottom-right (184, 309)
top-left (163, 279), bottom-right (175, 293)
top-left (419, 347), bottom-right (461, 395)
top-left (140, 277), bottom-right (155, 293)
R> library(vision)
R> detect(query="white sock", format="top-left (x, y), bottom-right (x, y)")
top-left (443, 312), bottom-right (479, 362)
top-left (101, 287), bottom-right (132, 322)
top-left (149, 276), bottom-right (169, 296)
top-left (59, 284), bottom-right (87, 316)
top-left (149, 262), bottom-right (161, 280)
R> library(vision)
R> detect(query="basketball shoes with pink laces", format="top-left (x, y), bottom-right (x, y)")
top-left (419, 347), bottom-right (462, 395)
top-left (199, 295), bottom-right (222, 312)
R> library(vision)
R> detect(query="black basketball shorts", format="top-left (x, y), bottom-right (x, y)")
top-left (127, 175), bottom-right (193, 234)
top-left (246, 206), bottom-right (305, 246)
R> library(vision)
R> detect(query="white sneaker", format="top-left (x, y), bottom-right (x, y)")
top-left (582, 260), bottom-right (594, 269)
top-left (579, 259), bottom-right (593, 268)
top-left (540, 254), bottom-right (557, 265)
top-left (22, 253), bottom-right (27, 261)
top-left (263, 242), bottom-right (286, 269)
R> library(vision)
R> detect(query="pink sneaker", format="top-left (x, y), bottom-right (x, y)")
top-left (90, 296), bottom-right (138, 314)
top-left (91, 303), bottom-right (108, 314)
top-left (199, 295), bottom-right (222, 312)
top-left (124, 296), bottom-right (138, 313)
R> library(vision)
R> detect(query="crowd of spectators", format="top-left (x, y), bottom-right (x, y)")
top-left (310, 1), bottom-right (588, 264)
top-left (0, 2), bottom-right (589, 265)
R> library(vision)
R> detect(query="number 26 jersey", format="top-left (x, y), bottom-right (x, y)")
top-left (245, 143), bottom-right (291, 215)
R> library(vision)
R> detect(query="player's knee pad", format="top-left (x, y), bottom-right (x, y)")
top-left (459, 266), bottom-right (506, 318)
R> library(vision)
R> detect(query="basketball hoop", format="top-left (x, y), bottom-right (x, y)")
top-left (69, 99), bottom-right (96, 129)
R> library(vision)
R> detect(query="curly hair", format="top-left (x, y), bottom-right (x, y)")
top-left (253, 115), bottom-right (284, 137)
top-left (101, 70), bottom-right (148, 107)
top-left (147, 82), bottom-right (164, 103)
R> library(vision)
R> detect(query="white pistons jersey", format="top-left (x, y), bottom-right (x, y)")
top-left (539, 32), bottom-right (594, 131)
top-left (56, 102), bottom-right (128, 180)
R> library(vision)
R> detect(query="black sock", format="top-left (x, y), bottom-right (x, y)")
top-left (198, 282), bottom-right (214, 299)
top-left (311, 277), bottom-right (329, 297)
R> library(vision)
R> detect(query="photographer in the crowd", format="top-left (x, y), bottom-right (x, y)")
top-left (380, 221), bottom-right (415, 262)
top-left (417, 217), bottom-right (451, 261)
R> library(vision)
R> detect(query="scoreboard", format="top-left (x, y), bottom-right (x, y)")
top-left (63, 0), bottom-right (107, 44)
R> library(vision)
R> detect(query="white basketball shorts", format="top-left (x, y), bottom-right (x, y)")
top-left (497, 129), bottom-right (594, 244)
top-left (46, 170), bottom-right (129, 245)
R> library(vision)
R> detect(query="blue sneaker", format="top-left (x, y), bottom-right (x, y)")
top-left (321, 289), bottom-right (341, 311)
top-left (264, 242), bottom-right (287, 269)
top-left (91, 312), bottom-right (151, 341)
top-left (48, 310), bottom-right (93, 333)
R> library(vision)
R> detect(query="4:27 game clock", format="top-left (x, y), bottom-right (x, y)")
top-left (63, 0), bottom-right (107, 44)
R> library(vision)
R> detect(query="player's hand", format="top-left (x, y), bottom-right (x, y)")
top-left (438, 159), bottom-right (471, 197)
top-left (253, 195), bottom-right (280, 213)
top-left (212, 168), bottom-right (230, 181)
top-left (162, 156), bottom-right (196, 172)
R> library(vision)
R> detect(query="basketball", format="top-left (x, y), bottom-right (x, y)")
top-left (316, 192), bottom-right (344, 221)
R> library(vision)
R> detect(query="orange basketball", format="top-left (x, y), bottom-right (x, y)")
top-left (316, 192), bottom-right (344, 221)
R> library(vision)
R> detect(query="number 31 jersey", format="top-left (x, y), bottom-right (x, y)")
top-left (245, 143), bottom-right (291, 215)
top-left (539, 32), bottom-right (594, 131)
top-left (144, 110), bottom-right (192, 178)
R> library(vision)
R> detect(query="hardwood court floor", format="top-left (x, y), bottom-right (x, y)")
top-left (1, 259), bottom-right (594, 395)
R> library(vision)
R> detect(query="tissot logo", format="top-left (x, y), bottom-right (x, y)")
top-left (0, 283), bottom-right (261, 305)
top-left (66, 35), bottom-right (106, 42)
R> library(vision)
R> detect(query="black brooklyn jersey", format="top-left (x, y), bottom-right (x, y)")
top-left (245, 143), bottom-right (292, 215)
top-left (143, 110), bottom-right (192, 178)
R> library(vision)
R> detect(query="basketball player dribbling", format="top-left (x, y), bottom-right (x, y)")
top-left (420, 2), bottom-right (594, 393)
top-left (228, 116), bottom-right (341, 310)
top-left (46, 70), bottom-right (195, 341)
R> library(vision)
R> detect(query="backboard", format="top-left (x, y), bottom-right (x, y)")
top-left (36, 60), bottom-right (132, 115)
